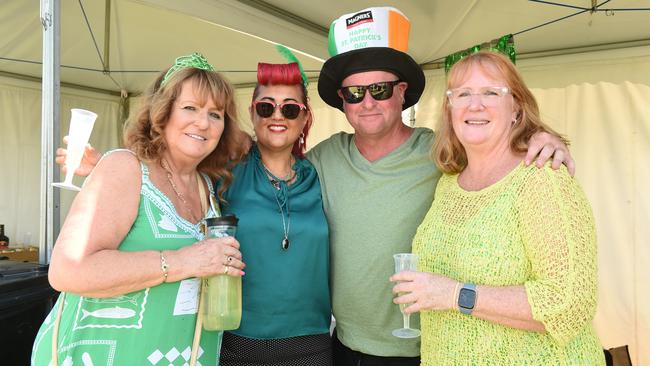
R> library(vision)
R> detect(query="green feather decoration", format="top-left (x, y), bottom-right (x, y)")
top-left (276, 44), bottom-right (309, 88)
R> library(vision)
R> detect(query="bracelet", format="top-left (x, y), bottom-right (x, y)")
top-left (160, 251), bottom-right (169, 282)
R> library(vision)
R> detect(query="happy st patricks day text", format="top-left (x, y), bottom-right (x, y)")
top-left (338, 28), bottom-right (382, 50)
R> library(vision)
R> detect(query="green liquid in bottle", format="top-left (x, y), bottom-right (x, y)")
top-left (202, 275), bottom-right (242, 331)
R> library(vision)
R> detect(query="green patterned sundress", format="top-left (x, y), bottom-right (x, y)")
top-left (31, 159), bottom-right (222, 366)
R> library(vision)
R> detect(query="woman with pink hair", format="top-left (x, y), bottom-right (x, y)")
top-left (217, 62), bottom-right (331, 365)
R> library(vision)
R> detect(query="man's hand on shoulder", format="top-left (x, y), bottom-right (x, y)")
top-left (525, 132), bottom-right (575, 176)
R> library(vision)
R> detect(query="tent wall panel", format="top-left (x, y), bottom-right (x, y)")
top-left (0, 76), bottom-right (121, 250)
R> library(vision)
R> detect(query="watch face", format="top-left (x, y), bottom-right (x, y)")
top-left (458, 288), bottom-right (476, 309)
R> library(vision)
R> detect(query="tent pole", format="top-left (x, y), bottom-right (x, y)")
top-left (103, 0), bottom-right (111, 72)
top-left (39, 0), bottom-right (61, 265)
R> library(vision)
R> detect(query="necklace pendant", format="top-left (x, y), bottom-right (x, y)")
top-left (281, 237), bottom-right (290, 251)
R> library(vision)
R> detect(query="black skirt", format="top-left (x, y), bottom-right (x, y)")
top-left (219, 331), bottom-right (332, 366)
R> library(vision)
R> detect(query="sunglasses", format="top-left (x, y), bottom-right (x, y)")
top-left (252, 100), bottom-right (307, 120)
top-left (339, 80), bottom-right (402, 104)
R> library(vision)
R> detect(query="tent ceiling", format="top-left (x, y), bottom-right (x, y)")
top-left (1, 0), bottom-right (649, 95)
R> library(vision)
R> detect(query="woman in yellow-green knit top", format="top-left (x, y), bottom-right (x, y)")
top-left (391, 51), bottom-right (604, 365)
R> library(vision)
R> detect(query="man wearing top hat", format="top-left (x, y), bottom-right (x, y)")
top-left (307, 6), bottom-right (573, 365)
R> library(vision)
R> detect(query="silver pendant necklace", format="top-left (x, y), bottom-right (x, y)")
top-left (274, 193), bottom-right (290, 251)
top-left (261, 161), bottom-right (293, 251)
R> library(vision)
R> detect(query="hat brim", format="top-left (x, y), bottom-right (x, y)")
top-left (318, 47), bottom-right (425, 112)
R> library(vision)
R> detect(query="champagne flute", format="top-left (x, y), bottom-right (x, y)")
top-left (392, 253), bottom-right (421, 338)
top-left (52, 108), bottom-right (98, 191)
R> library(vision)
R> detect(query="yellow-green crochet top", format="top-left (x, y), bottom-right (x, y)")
top-left (413, 162), bottom-right (604, 365)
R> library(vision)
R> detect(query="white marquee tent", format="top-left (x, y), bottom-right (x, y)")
top-left (1, 0), bottom-right (649, 363)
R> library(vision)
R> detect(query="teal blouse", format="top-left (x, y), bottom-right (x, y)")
top-left (221, 145), bottom-right (331, 339)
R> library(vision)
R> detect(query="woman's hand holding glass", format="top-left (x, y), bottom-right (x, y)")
top-left (390, 270), bottom-right (460, 314)
top-left (56, 135), bottom-right (102, 177)
top-left (390, 254), bottom-right (421, 338)
top-left (170, 236), bottom-right (245, 281)
top-left (52, 109), bottom-right (98, 191)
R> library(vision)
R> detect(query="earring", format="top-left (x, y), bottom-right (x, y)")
top-left (299, 132), bottom-right (305, 145)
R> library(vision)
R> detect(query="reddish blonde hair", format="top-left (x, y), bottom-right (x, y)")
top-left (124, 67), bottom-right (248, 198)
top-left (432, 51), bottom-right (568, 173)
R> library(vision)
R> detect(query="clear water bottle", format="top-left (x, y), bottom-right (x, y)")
top-left (202, 215), bottom-right (242, 331)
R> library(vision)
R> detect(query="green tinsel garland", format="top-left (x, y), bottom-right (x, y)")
top-left (444, 34), bottom-right (516, 73)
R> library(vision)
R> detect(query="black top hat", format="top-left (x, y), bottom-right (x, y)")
top-left (317, 7), bottom-right (425, 112)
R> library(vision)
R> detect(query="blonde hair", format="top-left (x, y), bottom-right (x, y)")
top-left (432, 51), bottom-right (568, 174)
top-left (124, 67), bottom-right (248, 197)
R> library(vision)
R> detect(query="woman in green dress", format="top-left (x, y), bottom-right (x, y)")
top-left (31, 53), bottom-right (249, 366)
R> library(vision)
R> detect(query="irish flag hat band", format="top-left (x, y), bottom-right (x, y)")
top-left (318, 7), bottom-right (425, 111)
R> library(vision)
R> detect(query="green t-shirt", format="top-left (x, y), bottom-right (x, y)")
top-left (307, 127), bottom-right (441, 357)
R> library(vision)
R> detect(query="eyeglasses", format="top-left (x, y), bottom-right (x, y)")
top-left (446, 86), bottom-right (510, 108)
top-left (252, 100), bottom-right (307, 120)
top-left (339, 80), bottom-right (402, 104)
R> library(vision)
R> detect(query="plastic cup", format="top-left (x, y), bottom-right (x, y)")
top-left (53, 108), bottom-right (98, 191)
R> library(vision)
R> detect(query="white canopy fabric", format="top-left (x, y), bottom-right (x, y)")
top-left (1, 1), bottom-right (649, 364)
top-left (2, 0), bottom-right (650, 93)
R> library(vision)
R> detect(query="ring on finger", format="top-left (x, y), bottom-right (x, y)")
top-left (227, 256), bottom-right (233, 263)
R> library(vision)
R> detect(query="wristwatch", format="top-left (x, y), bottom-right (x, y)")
top-left (458, 283), bottom-right (477, 315)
